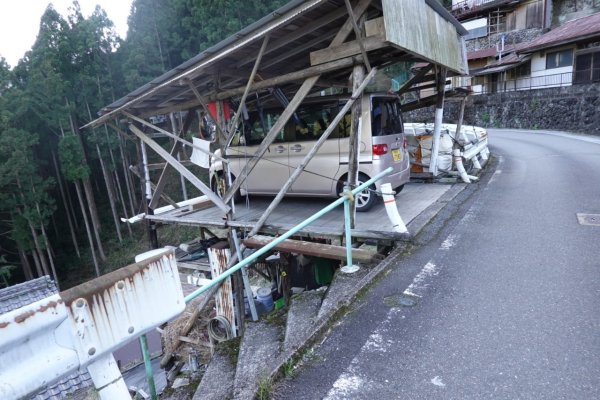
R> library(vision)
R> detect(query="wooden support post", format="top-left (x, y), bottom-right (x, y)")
top-left (344, 0), bottom-right (371, 71)
top-left (280, 253), bottom-right (291, 308)
top-left (208, 242), bottom-right (237, 337)
top-left (348, 64), bottom-right (365, 229)
top-left (129, 124), bottom-right (230, 213)
top-left (429, 66), bottom-right (447, 176)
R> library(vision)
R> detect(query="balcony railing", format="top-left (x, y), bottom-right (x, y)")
top-left (450, 70), bottom-right (600, 94)
top-left (449, 0), bottom-right (520, 18)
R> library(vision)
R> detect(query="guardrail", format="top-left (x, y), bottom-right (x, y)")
top-left (0, 253), bottom-right (184, 400)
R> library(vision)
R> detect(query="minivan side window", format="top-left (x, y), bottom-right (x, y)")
top-left (371, 97), bottom-right (403, 136)
top-left (286, 103), bottom-right (347, 142)
top-left (239, 109), bottom-right (285, 145)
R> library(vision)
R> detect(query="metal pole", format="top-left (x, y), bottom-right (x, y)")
top-left (86, 354), bottom-right (130, 400)
top-left (184, 167), bottom-right (393, 304)
top-left (341, 186), bottom-right (359, 273)
top-left (140, 334), bottom-right (158, 400)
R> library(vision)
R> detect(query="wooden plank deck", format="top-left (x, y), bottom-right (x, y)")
top-left (146, 182), bottom-right (454, 240)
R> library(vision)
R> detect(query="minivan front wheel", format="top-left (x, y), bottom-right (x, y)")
top-left (355, 173), bottom-right (377, 212)
top-left (211, 172), bottom-right (241, 203)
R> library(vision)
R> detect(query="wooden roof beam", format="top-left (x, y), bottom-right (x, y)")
top-left (309, 34), bottom-right (385, 66)
top-left (243, 235), bottom-right (381, 264)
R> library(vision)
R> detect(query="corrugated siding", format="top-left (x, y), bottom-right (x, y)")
top-left (382, 0), bottom-right (468, 74)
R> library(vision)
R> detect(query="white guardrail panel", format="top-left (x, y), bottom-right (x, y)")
top-left (0, 251), bottom-right (185, 400)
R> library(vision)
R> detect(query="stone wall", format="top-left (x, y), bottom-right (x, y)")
top-left (405, 83), bottom-right (600, 135)
top-left (553, 0), bottom-right (600, 25)
top-left (465, 28), bottom-right (544, 52)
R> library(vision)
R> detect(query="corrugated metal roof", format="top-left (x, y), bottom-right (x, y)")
top-left (0, 277), bottom-right (94, 400)
top-left (468, 46), bottom-right (496, 60)
top-left (520, 12), bottom-right (600, 53)
top-left (85, 0), bottom-right (468, 128)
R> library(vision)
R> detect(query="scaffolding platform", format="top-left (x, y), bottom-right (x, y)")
top-left (145, 182), bottom-right (454, 241)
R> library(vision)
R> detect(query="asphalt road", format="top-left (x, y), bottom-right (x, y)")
top-left (276, 129), bottom-right (600, 399)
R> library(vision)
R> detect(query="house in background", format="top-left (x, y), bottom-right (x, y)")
top-left (447, 0), bottom-right (600, 93)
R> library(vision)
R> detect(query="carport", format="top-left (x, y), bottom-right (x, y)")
top-left (85, 0), bottom-right (468, 245)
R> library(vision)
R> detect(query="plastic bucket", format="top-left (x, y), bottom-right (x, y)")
top-left (256, 287), bottom-right (274, 312)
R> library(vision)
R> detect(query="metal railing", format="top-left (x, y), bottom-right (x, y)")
top-left (449, 0), bottom-right (516, 18)
top-left (451, 70), bottom-right (600, 94)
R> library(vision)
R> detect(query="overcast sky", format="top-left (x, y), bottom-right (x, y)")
top-left (0, 0), bottom-right (133, 68)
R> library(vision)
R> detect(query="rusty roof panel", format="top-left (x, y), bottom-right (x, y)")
top-left (520, 12), bottom-right (600, 53)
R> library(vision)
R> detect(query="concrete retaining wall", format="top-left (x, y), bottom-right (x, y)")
top-left (405, 83), bottom-right (600, 135)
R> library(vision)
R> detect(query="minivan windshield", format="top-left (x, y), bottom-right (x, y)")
top-left (371, 97), bottom-right (403, 136)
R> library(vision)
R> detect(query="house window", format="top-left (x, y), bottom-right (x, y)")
top-left (546, 49), bottom-right (573, 69)
top-left (574, 50), bottom-right (600, 83)
top-left (509, 61), bottom-right (531, 79)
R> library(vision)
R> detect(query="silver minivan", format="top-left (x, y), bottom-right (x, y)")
top-left (210, 93), bottom-right (410, 211)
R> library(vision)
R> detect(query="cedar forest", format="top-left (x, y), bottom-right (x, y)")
top-left (0, 0), bottom-right (288, 289)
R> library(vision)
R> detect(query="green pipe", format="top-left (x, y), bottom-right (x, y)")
top-left (140, 334), bottom-right (158, 400)
top-left (184, 167), bottom-right (393, 304)
top-left (343, 186), bottom-right (353, 268)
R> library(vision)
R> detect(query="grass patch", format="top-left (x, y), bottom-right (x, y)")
top-left (257, 375), bottom-right (273, 400)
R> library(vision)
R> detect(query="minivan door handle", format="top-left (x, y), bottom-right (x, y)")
top-left (290, 144), bottom-right (303, 152)
top-left (275, 145), bottom-right (286, 154)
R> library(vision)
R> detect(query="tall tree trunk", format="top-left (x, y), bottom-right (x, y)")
top-left (52, 150), bottom-right (81, 258)
top-left (104, 125), bottom-right (132, 236)
top-left (150, 0), bottom-right (167, 71)
top-left (81, 178), bottom-right (107, 261)
top-left (17, 244), bottom-right (33, 281)
top-left (74, 180), bottom-right (100, 276)
top-left (59, 122), bottom-right (81, 230)
top-left (31, 250), bottom-right (43, 278)
top-left (28, 221), bottom-right (50, 277)
top-left (68, 99), bottom-right (104, 254)
top-left (40, 222), bottom-right (59, 288)
top-left (87, 101), bottom-right (122, 243)
top-left (96, 142), bottom-right (123, 242)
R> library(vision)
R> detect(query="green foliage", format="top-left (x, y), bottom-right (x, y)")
top-left (0, 0), bottom-right (293, 284)
top-left (257, 375), bottom-right (273, 400)
top-left (58, 134), bottom-right (90, 181)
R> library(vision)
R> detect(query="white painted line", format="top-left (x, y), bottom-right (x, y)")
top-left (431, 376), bottom-right (446, 387)
top-left (403, 261), bottom-right (440, 298)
